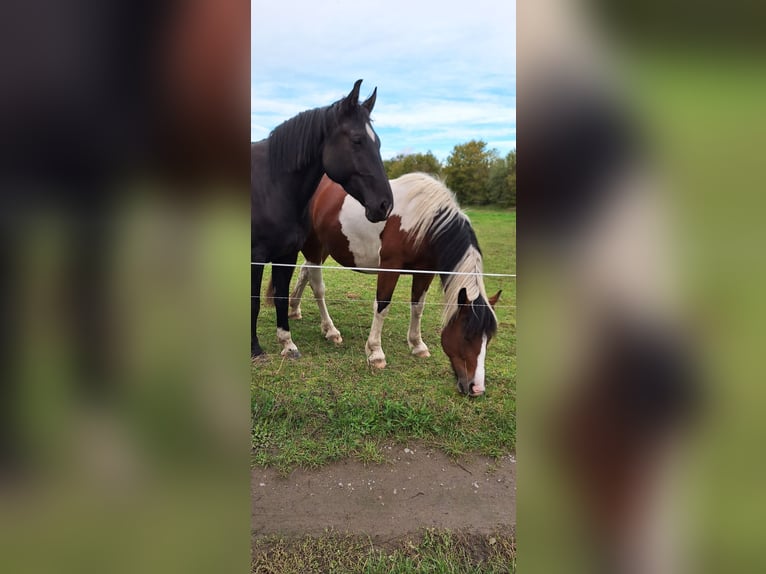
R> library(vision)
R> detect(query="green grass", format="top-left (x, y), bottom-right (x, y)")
top-left (252, 208), bottom-right (515, 473)
top-left (252, 527), bottom-right (516, 573)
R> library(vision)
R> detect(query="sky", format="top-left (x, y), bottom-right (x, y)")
top-left (251, 0), bottom-right (516, 162)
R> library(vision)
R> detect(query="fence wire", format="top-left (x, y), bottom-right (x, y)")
top-left (251, 261), bottom-right (516, 279)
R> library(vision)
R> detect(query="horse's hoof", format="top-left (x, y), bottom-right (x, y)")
top-left (368, 358), bottom-right (387, 369)
top-left (288, 310), bottom-right (302, 319)
top-left (251, 354), bottom-right (269, 364)
top-left (281, 348), bottom-right (302, 359)
top-left (413, 349), bottom-right (431, 358)
top-left (327, 333), bottom-right (343, 345)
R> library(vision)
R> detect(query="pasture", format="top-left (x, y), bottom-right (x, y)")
top-left (252, 528), bottom-right (516, 573)
top-left (251, 208), bottom-right (516, 474)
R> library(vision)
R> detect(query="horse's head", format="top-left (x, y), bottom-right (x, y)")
top-left (441, 288), bottom-right (501, 397)
top-left (323, 79), bottom-right (393, 223)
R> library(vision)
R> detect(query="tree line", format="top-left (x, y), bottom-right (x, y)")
top-left (382, 140), bottom-right (516, 208)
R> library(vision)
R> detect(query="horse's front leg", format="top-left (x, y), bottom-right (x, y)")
top-left (272, 255), bottom-right (301, 359)
top-left (306, 264), bottom-right (342, 344)
top-left (408, 273), bottom-right (434, 358)
top-left (366, 270), bottom-right (400, 369)
top-left (251, 262), bottom-right (265, 359)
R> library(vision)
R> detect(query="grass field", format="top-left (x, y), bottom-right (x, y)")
top-left (251, 208), bottom-right (516, 474)
top-left (253, 528), bottom-right (516, 573)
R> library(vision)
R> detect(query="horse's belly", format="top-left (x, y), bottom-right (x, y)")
top-left (338, 196), bottom-right (385, 268)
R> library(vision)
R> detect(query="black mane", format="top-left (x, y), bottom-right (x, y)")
top-left (267, 103), bottom-right (339, 175)
top-left (428, 208), bottom-right (498, 337)
top-left (429, 209), bottom-right (480, 285)
top-left (461, 296), bottom-right (498, 340)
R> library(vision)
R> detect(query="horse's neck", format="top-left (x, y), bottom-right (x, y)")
top-left (287, 160), bottom-right (326, 212)
top-left (434, 227), bottom-right (483, 281)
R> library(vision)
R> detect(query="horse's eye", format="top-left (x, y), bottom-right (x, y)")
top-left (351, 137), bottom-right (363, 146)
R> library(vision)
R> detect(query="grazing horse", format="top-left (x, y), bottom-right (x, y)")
top-left (251, 80), bottom-right (393, 360)
top-left (289, 172), bottom-right (501, 396)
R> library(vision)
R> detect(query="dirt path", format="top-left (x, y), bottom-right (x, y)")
top-left (252, 444), bottom-right (515, 539)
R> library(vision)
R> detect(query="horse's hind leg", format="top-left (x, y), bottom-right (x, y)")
top-left (408, 273), bottom-right (434, 358)
top-left (366, 270), bottom-right (400, 369)
top-left (288, 264), bottom-right (310, 319)
top-left (290, 248), bottom-right (342, 343)
top-left (251, 262), bottom-right (265, 359)
top-left (272, 254), bottom-right (301, 358)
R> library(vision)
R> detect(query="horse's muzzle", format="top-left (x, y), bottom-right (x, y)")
top-left (458, 380), bottom-right (485, 397)
top-left (364, 200), bottom-right (392, 223)
top-left (468, 381), bottom-right (485, 397)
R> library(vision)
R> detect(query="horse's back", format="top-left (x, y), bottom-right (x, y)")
top-left (389, 172), bottom-right (455, 213)
top-left (311, 172), bottom-right (445, 227)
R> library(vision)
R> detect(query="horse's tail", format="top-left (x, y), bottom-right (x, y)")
top-left (264, 276), bottom-right (275, 307)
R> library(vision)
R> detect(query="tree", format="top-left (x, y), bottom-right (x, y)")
top-left (487, 149), bottom-right (516, 207)
top-left (487, 153), bottom-right (508, 205)
top-left (444, 140), bottom-right (492, 205)
top-left (504, 150), bottom-right (516, 208)
top-left (383, 152), bottom-right (442, 179)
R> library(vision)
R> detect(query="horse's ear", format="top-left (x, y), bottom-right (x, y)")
top-left (488, 290), bottom-right (502, 308)
top-left (362, 87), bottom-right (377, 113)
top-left (341, 79), bottom-right (363, 115)
top-left (458, 287), bottom-right (468, 307)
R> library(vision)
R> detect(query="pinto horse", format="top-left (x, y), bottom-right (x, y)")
top-left (251, 80), bottom-right (393, 360)
top-left (289, 172), bottom-right (501, 396)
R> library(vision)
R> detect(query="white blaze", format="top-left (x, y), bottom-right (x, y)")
top-left (473, 335), bottom-right (488, 393)
top-left (365, 122), bottom-right (376, 142)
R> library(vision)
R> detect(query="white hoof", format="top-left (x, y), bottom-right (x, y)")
top-left (323, 326), bottom-right (343, 345)
top-left (327, 333), bottom-right (343, 345)
top-left (366, 348), bottom-right (387, 369)
top-left (368, 357), bottom-right (387, 369)
top-left (409, 342), bottom-right (430, 358)
top-left (280, 347), bottom-right (301, 359)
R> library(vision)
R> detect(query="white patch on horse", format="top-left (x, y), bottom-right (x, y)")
top-left (365, 122), bottom-right (376, 142)
top-left (338, 194), bottom-right (385, 269)
top-left (472, 335), bottom-right (488, 394)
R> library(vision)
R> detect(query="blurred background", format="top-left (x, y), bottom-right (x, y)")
top-left (0, 1), bottom-right (249, 573)
top-left (519, 0), bottom-right (766, 572)
top-left (1, 0), bottom-right (765, 572)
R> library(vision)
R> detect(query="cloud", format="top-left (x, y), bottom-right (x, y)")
top-left (375, 102), bottom-right (516, 130)
top-left (251, 0), bottom-right (516, 159)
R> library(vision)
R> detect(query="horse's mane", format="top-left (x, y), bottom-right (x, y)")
top-left (392, 173), bottom-right (498, 332)
top-left (392, 172), bottom-right (464, 249)
top-left (267, 102), bottom-right (340, 175)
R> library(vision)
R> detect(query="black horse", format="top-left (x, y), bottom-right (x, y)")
top-left (251, 80), bottom-right (393, 359)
